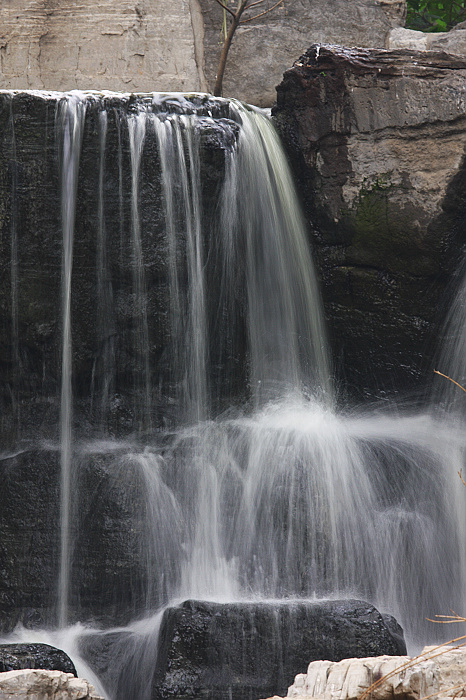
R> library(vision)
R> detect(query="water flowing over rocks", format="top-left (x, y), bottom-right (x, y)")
top-left (79, 600), bottom-right (406, 700)
top-left (262, 645), bottom-right (466, 700)
top-left (273, 45), bottom-right (466, 399)
top-left (1, 85), bottom-right (466, 697)
top-left (0, 669), bottom-right (103, 699)
top-left (0, 91), bottom-right (238, 450)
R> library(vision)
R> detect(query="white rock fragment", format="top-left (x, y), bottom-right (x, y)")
top-left (262, 646), bottom-right (466, 700)
top-left (0, 669), bottom-right (105, 699)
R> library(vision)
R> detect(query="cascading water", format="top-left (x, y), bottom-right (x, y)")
top-left (57, 94), bottom-right (86, 629)
top-left (1, 91), bottom-right (466, 699)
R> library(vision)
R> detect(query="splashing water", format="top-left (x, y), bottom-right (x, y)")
top-left (2, 92), bottom-right (466, 697)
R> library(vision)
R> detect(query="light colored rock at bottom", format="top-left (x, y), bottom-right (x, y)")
top-left (261, 646), bottom-right (466, 700)
top-left (0, 669), bottom-right (104, 700)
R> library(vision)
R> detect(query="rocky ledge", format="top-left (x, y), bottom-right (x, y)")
top-left (80, 599), bottom-right (406, 700)
top-left (274, 45), bottom-right (466, 400)
top-left (261, 644), bottom-right (466, 700)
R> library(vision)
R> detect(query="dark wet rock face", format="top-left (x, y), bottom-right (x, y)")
top-left (0, 445), bottom-right (176, 632)
top-left (150, 599), bottom-right (406, 700)
top-left (0, 92), bottom-right (239, 447)
top-left (0, 448), bottom-right (60, 632)
top-left (0, 643), bottom-right (77, 675)
top-left (274, 45), bottom-right (466, 400)
top-left (77, 599), bottom-right (406, 700)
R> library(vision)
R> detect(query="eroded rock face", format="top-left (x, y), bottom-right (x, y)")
top-left (274, 45), bottom-right (466, 400)
top-left (0, 1), bottom-right (406, 106)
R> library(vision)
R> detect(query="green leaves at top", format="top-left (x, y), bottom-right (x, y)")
top-left (406, 0), bottom-right (466, 32)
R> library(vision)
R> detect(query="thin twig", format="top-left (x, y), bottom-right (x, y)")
top-left (358, 636), bottom-right (466, 700)
top-left (433, 369), bottom-right (466, 393)
top-left (213, 0), bottom-right (236, 18)
top-left (242, 0), bottom-right (268, 8)
top-left (421, 683), bottom-right (466, 700)
top-left (241, 0), bottom-right (284, 22)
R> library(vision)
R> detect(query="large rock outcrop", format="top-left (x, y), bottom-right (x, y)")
top-left (79, 599), bottom-right (406, 700)
top-left (0, 1), bottom-right (407, 105)
top-left (151, 600), bottom-right (406, 700)
top-left (273, 45), bottom-right (466, 400)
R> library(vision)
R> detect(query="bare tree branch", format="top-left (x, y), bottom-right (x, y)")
top-left (241, 0), bottom-right (285, 23)
top-left (242, 0), bottom-right (268, 9)
top-left (213, 0), bottom-right (237, 18)
top-left (213, 0), bottom-right (285, 96)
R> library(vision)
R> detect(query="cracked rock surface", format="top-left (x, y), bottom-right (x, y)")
top-left (0, 0), bottom-right (201, 93)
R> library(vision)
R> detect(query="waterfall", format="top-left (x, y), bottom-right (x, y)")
top-left (128, 113), bottom-right (153, 430)
top-left (57, 94), bottom-right (86, 629)
top-left (93, 109), bottom-right (116, 428)
top-left (152, 113), bottom-right (209, 422)
top-left (226, 101), bottom-right (331, 403)
top-left (1, 91), bottom-right (466, 697)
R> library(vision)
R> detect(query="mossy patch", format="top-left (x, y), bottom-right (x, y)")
top-left (342, 175), bottom-right (440, 276)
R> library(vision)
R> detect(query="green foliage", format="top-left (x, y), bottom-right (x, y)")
top-left (406, 0), bottom-right (466, 32)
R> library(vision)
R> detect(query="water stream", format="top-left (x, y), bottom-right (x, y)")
top-left (57, 94), bottom-right (87, 629)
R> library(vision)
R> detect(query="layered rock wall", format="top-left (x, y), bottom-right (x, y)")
top-left (0, 0), bottom-right (203, 93)
top-left (273, 46), bottom-right (466, 399)
top-left (0, 0), bottom-right (406, 105)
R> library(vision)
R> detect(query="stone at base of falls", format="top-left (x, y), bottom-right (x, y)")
top-left (0, 643), bottom-right (77, 675)
top-left (261, 644), bottom-right (466, 699)
top-left (0, 669), bottom-right (104, 699)
top-left (151, 599), bottom-right (406, 700)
